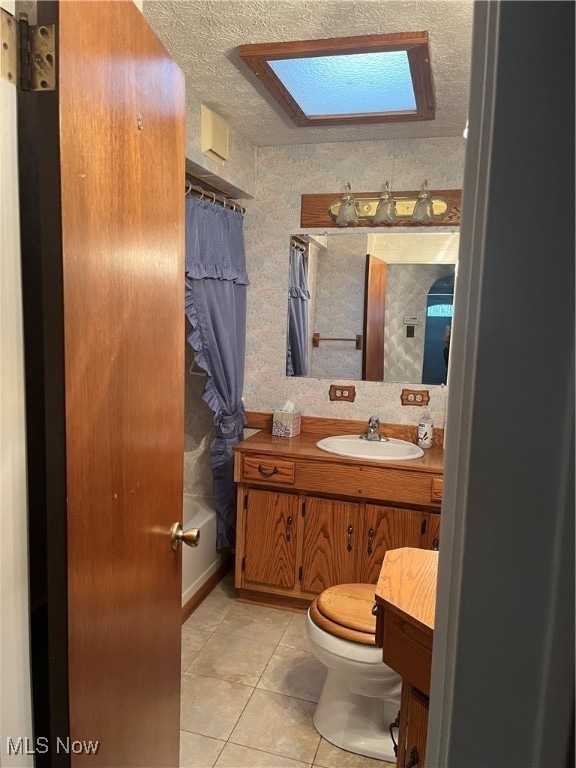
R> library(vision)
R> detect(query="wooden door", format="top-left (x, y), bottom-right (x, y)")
top-left (18, 2), bottom-right (185, 765)
top-left (243, 489), bottom-right (299, 589)
top-left (358, 505), bottom-right (424, 583)
top-left (301, 497), bottom-right (359, 594)
top-left (362, 255), bottom-right (387, 381)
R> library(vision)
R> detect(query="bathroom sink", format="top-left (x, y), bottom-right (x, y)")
top-left (316, 435), bottom-right (424, 461)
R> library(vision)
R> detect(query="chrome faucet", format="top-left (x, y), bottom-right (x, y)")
top-left (360, 416), bottom-right (389, 442)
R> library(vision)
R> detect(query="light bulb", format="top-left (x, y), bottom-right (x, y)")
top-left (373, 182), bottom-right (397, 225)
top-left (412, 180), bottom-right (434, 223)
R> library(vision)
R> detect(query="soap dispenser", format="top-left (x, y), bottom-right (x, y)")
top-left (417, 415), bottom-right (434, 449)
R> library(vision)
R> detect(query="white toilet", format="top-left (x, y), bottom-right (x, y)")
top-left (306, 583), bottom-right (402, 761)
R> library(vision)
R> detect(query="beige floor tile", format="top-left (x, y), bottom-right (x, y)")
top-left (313, 738), bottom-right (395, 768)
top-left (279, 613), bottom-right (312, 652)
top-left (181, 626), bottom-right (213, 673)
top-left (217, 601), bottom-right (292, 644)
top-left (183, 589), bottom-right (235, 634)
top-left (229, 689), bottom-right (320, 764)
top-left (179, 730), bottom-right (225, 768)
top-left (187, 631), bottom-right (277, 686)
top-left (257, 645), bottom-right (326, 703)
top-left (180, 673), bottom-right (253, 741)
top-left (214, 742), bottom-right (312, 767)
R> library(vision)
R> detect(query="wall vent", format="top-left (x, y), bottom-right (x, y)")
top-left (200, 105), bottom-right (229, 164)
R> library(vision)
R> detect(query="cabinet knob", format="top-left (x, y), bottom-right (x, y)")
top-left (367, 527), bottom-right (375, 555)
top-left (347, 525), bottom-right (354, 552)
top-left (285, 515), bottom-right (293, 542)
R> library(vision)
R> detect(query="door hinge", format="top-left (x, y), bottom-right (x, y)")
top-left (298, 566), bottom-right (302, 581)
top-left (241, 556), bottom-right (246, 572)
top-left (1, 9), bottom-right (55, 91)
top-left (421, 519), bottom-right (427, 535)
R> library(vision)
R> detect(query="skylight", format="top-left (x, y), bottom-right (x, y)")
top-left (268, 51), bottom-right (416, 117)
top-left (239, 32), bottom-right (435, 127)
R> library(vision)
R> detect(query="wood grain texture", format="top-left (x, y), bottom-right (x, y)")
top-left (58, 3), bottom-right (185, 764)
top-left (404, 687), bottom-right (430, 767)
top-left (244, 411), bottom-right (445, 449)
top-left (239, 32), bottom-right (434, 127)
top-left (301, 497), bottom-right (359, 593)
top-left (375, 548), bottom-right (438, 632)
top-left (424, 513), bottom-right (441, 550)
top-left (241, 456), bottom-right (295, 484)
top-left (236, 589), bottom-right (310, 612)
top-left (358, 505), bottom-right (424, 584)
top-left (316, 583), bottom-right (377, 634)
top-left (363, 256), bottom-right (387, 381)
top-left (238, 451), bottom-right (442, 508)
top-left (309, 595), bottom-right (376, 645)
top-left (382, 609), bottom-right (433, 695)
top-left (301, 190), bottom-right (462, 229)
top-left (243, 489), bottom-right (299, 589)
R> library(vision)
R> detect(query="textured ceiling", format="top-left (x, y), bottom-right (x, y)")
top-left (143, 0), bottom-right (474, 147)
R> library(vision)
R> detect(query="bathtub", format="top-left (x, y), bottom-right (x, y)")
top-left (181, 494), bottom-right (223, 607)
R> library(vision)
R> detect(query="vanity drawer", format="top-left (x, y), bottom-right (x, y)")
top-left (293, 461), bottom-right (442, 508)
top-left (431, 477), bottom-right (443, 503)
top-left (240, 456), bottom-right (295, 485)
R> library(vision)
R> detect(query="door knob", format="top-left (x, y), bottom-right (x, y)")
top-left (170, 522), bottom-right (200, 550)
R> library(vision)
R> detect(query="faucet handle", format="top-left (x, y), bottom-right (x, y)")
top-left (368, 415), bottom-right (380, 428)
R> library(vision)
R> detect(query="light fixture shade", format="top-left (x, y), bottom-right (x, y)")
top-left (335, 184), bottom-right (359, 227)
top-left (411, 180), bottom-right (434, 223)
top-left (373, 182), bottom-right (397, 224)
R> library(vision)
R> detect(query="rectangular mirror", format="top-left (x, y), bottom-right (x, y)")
top-left (286, 231), bottom-right (459, 384)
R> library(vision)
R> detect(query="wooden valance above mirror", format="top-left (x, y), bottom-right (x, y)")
top-left (301, 189), bottom-right (462, 229)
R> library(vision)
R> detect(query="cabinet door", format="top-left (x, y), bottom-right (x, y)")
top-left (358, 505), bottom-right (424, 584)
top-left (243, 489), bottom-right (299, 589)
top-left (403, 687), bottom-right (429, 768)
top-left (301, 497), bottom-right (359, 594)
top-left (423, 513), bottom-right (441, 550)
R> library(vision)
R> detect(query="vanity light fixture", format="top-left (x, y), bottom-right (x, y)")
top-left (329, 181), bottom-right (450, 226)
top-left (335, 183), bottom-right (359, 227)
top-left (373, 182), bottom-right (398, 225)
top-left (411, 180), bottom-right (435, 223)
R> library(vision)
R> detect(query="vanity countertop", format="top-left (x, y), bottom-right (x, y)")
top-left (234, 430), bottom-right (444, 474)
top-left (375, 547), bottom-right (438, 633)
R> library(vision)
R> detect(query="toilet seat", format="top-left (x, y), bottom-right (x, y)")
top-left (309, 583), bottom-right (377, 645)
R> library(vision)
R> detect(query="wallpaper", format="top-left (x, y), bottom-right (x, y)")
top-left (240, 136), bottom-right (465, 427)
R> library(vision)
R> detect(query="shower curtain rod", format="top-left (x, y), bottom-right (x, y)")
top-left (185, 180), bottom-right (246, 215)
top-left (291, 236), bottom-right (307, 251)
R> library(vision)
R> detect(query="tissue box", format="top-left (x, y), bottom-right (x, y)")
top-left (272, 410), bottom-right (301, 438)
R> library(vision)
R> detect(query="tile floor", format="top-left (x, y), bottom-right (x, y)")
top-left (180, 572), bottom-right (394, 768)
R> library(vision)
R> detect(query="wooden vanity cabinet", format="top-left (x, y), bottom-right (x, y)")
top-left (358, 505), bottom-right (423, 584)
top-left (375, 548), bottom-right (438, 768)
top-left (242, 488), bottom-right (299, 591)
top-left (300, 497), bottom-right (359, 593)
top-left (234, 433), bottom-right (443, 607)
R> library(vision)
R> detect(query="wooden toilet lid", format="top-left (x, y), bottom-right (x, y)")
top-left (310, 584), bottom-right (377, 645)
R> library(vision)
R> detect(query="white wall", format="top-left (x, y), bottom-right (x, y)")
top-left (0, 2), bottom-right (34, 764)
